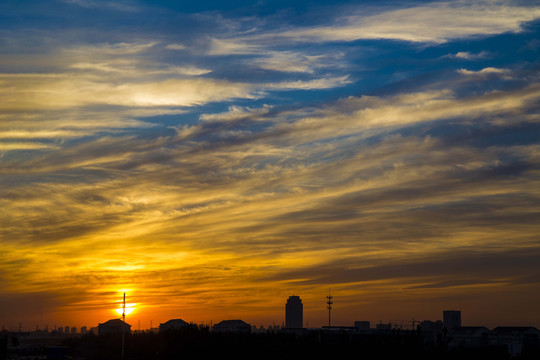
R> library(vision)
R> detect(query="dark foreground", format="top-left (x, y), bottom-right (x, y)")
top-left (56, 326), bottom-right (540, 360)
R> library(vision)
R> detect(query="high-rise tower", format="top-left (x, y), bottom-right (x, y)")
top-left (443, 310), bottom-right (461, 331)
top-left (285, 295), bottom-right (303, 328)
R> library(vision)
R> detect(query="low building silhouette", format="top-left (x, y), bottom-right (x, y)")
top-left (448, 326), bottom-right (490, 348)
top-left (212, 320), bottom-right (251, 334)
top-left (159, 319), bottom-right (189, 332)
top-left (419, 320), bottom-right (443, 345)
top-left (97, 319), bottom-right (131, 336)
top-left (354, 321), bottom-right (370, 330)
top-left (376, 323), bottom-right (392, 330)
top-left (490, 326), bottom-right (540, 357)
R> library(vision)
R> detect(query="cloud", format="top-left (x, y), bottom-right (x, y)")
top-left (251, 51), bottom-right (345, 74)
top-left (0, 73), bottom-right (353, 113)
top-left (0, 37), bottom-right (350, 117)
top-left (0, 130), bottom-right (92, 139)
top-left (0, 36), bottom-right (353, 156)
top-left (216, 1), bottom-right (540, 50)
top-left (66, 42), bottom-right (158, 56)
top-left (264, 75), bottom-right (351, 90)
top-left (457, 67), bottom-right (513, 80)
top-left (446, 51), bottom-right (491, 60)
top-left (0, 142), bottom-right (59, 151)
top-left (0, 110), bottom-right (157, 150)
top-left (207, 38), bottom-right (261, 55)
top-left (206, 36), bottom-right (346, 73)
top-left (61, 0), bottom-right (140, 12)
top-left (458, 67), bottom-right (510, 75)
top-left (262, 249), bottom-right (540, 286)
top-left (200, 105), bottom-right (273, 122)
top-left (0, 73), bottom-right (252, 110)
top-left (165, 43), bottom-right (186, 50)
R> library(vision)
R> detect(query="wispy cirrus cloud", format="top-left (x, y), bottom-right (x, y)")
top-left (446, 51), bottom-right (491, 60)
top-left (61, 0), bottom-right (140, 12)
top-left (208, 1), bottom-right (540, 54)
top-left (0, 38), bottom-right (352, 153)
top-left (0, 74), bottom-right (254, 110)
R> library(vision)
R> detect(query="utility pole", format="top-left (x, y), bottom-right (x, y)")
top-left (326, 293), bottom-right (333, 327)
top-left (121, 292), bottom-right (126, 359)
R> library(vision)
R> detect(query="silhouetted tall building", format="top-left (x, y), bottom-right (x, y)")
top-left (443, 310), bottom-right (461, 331)
top-left (285, 295), bottom-right (303, 328)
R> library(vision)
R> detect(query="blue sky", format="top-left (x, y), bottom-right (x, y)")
top-left (1, 0), bottom-right (540, 329)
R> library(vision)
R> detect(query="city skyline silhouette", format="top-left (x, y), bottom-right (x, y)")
top-left (3, 298), bottom-right (540, 359)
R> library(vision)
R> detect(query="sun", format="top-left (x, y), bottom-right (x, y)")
top-left (115, 303), bottom-right (136, 316)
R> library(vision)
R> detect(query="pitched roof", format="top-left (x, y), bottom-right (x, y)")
top-left (452, 326), bottom-right (489, 334)
top-left (160, 319), bottom-right (189, 327)
top-left (492, 327), bottom-right (540, 334)
top-left (99, 319), bottom-right (131, 327)
top-left (214, 320), bottom-right (250, 328)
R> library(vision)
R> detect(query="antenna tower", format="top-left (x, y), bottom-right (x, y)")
top-left (121, 292), bottom-right (126, 359)
top-left (122, 292), bottom-right (126, 322)
top-left (326, 293), bottom-right (333, 327)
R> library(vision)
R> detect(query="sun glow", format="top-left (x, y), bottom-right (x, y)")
top-left (115, 303), bottom-right (136, 316)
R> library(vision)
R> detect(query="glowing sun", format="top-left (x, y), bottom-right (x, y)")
top-left (115, 304), bottom-right (136, 316)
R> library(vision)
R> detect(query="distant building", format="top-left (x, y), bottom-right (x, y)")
top-left (252, 325), bottom-right (267, 334)
top-left (266, 324), bottom-right (282, 333)
top-left (490, 326), bottom-right (540, 357)
top-left (376, 323), bottom-right (392, 330)
top-left (419, 320), bottom-right (444, 345)
top-left (80, 326), bottom-right (87, 335)
top-left (64, 326), bottom-right (69, 334)
top-left (98, 319), bottom-right (131, 336)
top-left (448, 326), bottom-right (490, 348)
top-left (159, 319), bottom-right (189, 332)
top-left (285, 295), bottom-right (303, 328)
top-left (443, 310), bottom-right (461, 332)
top-left (57, 327), bottom-right (63, 334)
top-left (212, 320), bottom-right (251, 334)
top-left (71, 327), bottom-right (77, 334)
top-left (354, 321), bottom-right (370, 330)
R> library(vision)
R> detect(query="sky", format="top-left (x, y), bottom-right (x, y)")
top-left (1, 0), bottom-right (540, 331)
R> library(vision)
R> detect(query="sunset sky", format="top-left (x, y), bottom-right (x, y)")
top-left (1, 0), bottom-right (540, 331)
